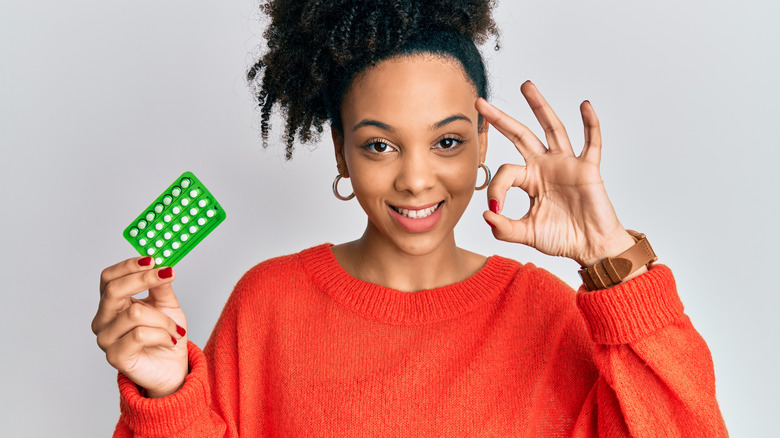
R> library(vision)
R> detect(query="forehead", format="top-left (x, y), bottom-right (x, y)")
top-left (341, 54), bottom-right (478, 126)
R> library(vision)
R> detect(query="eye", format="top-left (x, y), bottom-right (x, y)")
top-left (433, 136), bottom-right (464, 150)
top-left (362, 139), bottom-right (397, 154)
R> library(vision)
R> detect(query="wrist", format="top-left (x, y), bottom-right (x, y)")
top-left (577, 229), bottom-right (637, 268)
top-left (578, 230), bottom-right (657, 291)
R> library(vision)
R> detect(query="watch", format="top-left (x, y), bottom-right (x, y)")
top-left (578, 230), bottom-right (657, 291)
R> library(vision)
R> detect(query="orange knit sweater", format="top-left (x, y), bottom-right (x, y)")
top-left (114, 244), bottom-right (727, 437)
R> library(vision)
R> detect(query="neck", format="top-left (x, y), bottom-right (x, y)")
top-left (332, 220), bottom-right (486, 292)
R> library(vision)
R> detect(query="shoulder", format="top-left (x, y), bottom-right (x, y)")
top-left (492, 255), bottom-right (581, 316)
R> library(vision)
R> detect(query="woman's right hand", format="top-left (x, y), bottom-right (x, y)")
top-left (92, 256), bottom-right (189, 398)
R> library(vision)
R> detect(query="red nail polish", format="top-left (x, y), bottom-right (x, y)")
top-left (176, 325), bottom-right (186, 337)
top-left (489, 198), bottom-right (500, 214)
top-left (158, 267), bottom-right (173, 279)
top-left (485, 218), bottom-right (496, 229)
top-left (138, 257), bottom-right (153, 267)
top-left (171, 336), bottom-right (177, 346)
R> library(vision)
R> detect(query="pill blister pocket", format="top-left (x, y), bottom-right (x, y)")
top-left (123, 171), bottom-right (226, 267)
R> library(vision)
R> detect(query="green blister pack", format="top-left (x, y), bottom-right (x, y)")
top-left (123, 171), bottom-right (226, 267)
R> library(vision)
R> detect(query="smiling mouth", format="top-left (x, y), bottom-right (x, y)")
top-left (390, 201), bottom-right (444, 219)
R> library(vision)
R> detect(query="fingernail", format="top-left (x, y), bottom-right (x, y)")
top-left (138, 257), bottom-right (153, 267)
top-left (489, 198), bottom-right (500, 214)
top-left (176, 325), bottom-right (186, 337)
top-left (158, 267), bottom-right (173, 279)
top-left (171, 336), bottom-right (178, 346)
top-left (485, 218), bottom-right (496, 229)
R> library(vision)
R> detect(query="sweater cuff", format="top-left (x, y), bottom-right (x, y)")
top-left (576, 264), bottom-right (684, 345)
top-left (117, 341), bottom-right (210, 437)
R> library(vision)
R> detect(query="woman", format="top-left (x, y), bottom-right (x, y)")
top-left (93, 0), bottom-right (727, 436)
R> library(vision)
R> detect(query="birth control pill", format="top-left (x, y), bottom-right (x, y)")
top-left (146, 212), bottom-right (155, 221)
top-left (181, 178), bottom-right (190, 188)
top-left (155, 240), bottom-right (163, 248)
top-left (180, 234), bottom-right (189, 241)
top-left (164, 215), bottom-right (171, 222)
top-left (206, 210), bottom-right (214, 218)
top-left (147, 248), bottom-right (154, 255)
top-left (163, 195), bottom-right (172, 205)
top-left (197, 218), bottom-right (205, 226)
top-left (164, 232), bottom-right (172, 240)
top-left (172, 206), bottom-right (181, 215)
top-left (163, 250), bottom-right (171, 257)
top-left (138, 220), bottom-right (147, 229)
top-left (171, 187), bottom-right (181, 197)
top-left (172, 242), bottom-right (180, 250)
top-left (129, 228), bottom-right (138, 237)
top-left (146, 230), bottom-right (155, 238)
top-left (189, 190), bottom-right (198, 198)
top-left (155, 257), bottom-right (162, 265)
top-left (139, 238), bottom-right (147, 246)
top-left (154, 203), bottom-right (163, 213)
top-left (189, 226), bottom-right (197, 233)
top-left (181, 216), bottom-right (189, 224)
top-left (181, 198), bottom-right (189, 206)
top-left (198, 199), bottom-right (206, 208)
top-left (155, 222), bottom-right (163, 230)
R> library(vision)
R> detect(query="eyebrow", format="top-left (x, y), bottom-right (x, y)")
top-left (352, 114), bottom-right (472, 133)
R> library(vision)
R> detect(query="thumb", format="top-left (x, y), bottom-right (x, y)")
top-left (148, 267), bottom-right (181, 309)
top-left (483, 210), bottom-right (534, 247)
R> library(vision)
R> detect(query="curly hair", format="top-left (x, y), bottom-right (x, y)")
top-left (247, 0), bottom-right (500, 160)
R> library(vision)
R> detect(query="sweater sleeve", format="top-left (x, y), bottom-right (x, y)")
top-left (571, 264), bottom-right (728, 437)
top-left (112, 342), bottom-right (228, 437)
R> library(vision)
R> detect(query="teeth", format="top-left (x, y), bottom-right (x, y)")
top-left (395, 203), bottom-right (440, 219)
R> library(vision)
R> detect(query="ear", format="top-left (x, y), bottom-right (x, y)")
top-left (478, 118), bottom-right (489, 164)
top-left (331, 125), bottom-right (349, 178)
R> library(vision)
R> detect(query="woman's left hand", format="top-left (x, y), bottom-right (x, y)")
top-left (476, 80), bottom-right (638, 268)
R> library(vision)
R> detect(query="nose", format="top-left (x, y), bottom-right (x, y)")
top-left (394, 150), bottom-right (436, 195)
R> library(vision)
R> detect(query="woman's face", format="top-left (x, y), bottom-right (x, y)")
top-left (333, 54), bottom-right (488, 256)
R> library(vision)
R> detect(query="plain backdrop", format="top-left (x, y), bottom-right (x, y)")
top-left (1, 0), bottom-right (778, 435)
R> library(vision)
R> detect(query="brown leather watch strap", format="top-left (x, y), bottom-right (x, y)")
top-left (578, 230), bottom-right (658, 291)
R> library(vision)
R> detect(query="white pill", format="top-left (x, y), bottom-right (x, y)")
top-left (163, 195), bottom-right (172, 205)
top-left (181, 198), bottom-right (189, 206)
top-left (139, 238), bottom-right (147, 246)
top-left (172, 206), bottom-right (180, 214)
top-left (189, 226), bottom-right (197, 233)
top-left (172, 187), bottom-right (181, 196)
top-left (147, 248), bottom-right (154, 255)
top-left (163, 250), bottom-right (171, 257)
top-left (154, 203), bottom-right (163, 213)
top-left (198, 199), bottom-right (206, 208)
top-left (138, 220), bottom-right (147, 229)
top-left (146, 212), bottom-right (155, 221)
top-left (181, 216), bottom-right (189, 224)
top-left (155, 257), bottom-right (162, 265)
top-left (180, 234), bottom-right (189, 241)
top-left (190, 208), bottom-right (197, 215)
top-left (164, 232), bottom-right (172, 240)
top-left (155, 240), bottom-right (163, 247)
top-left (146, 230), bottom-right (154, 238)
top-left (190, 190), bottom-right (198, 197)
top-left (172, 242), bottom-right (180, 249)
top-left (155, 222), bottom-right (163, 230)
top-left (197, 218), bottom-right (205, 226)
top-left (172, 224), bottom-right (181, 232)
top-left (181, 178), bottom-right (190, 188)
top-left (164, 215), bottom-right (171, 222)
top-left (206, 210), bottom-right (214, 218)
top-left (129, 228), bottom-right (138, 237)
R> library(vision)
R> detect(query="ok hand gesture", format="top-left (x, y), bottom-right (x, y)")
top-left (477, 81), bottom-right (638, 268)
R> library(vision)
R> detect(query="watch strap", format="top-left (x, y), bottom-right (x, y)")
top-left (579, 230), bottom-right (657, 291)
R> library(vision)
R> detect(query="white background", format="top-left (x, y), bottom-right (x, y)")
top-left (1, 0), bottom-right (778, 435)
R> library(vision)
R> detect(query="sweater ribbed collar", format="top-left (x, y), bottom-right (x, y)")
top-left (299, 243), bottom-right (521, 325)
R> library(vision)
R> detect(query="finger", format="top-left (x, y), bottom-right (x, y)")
top-left (96, 301), bottom-right (184, 352)
top-left (520, 81), bottom-right (574, 156)
top-left (475, 97), bottom-right (547, 159)
top-left (579, 100), bottom-right (602, 165)
top-left (100, 256), bottom-right (156, 295)
top-left (105, 326), bottom-right (179, 371)
top-left (93, 267), bottom-right (176, 334)
top-left (483, 210), bottom-right (534, 247)
top-left (485, 163), bottom-right (528, 214)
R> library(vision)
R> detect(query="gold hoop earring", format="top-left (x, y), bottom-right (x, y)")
top-left (332, 174), bottom-right (355, 201)
top-left (475, 163), bottom-right (491, 191)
